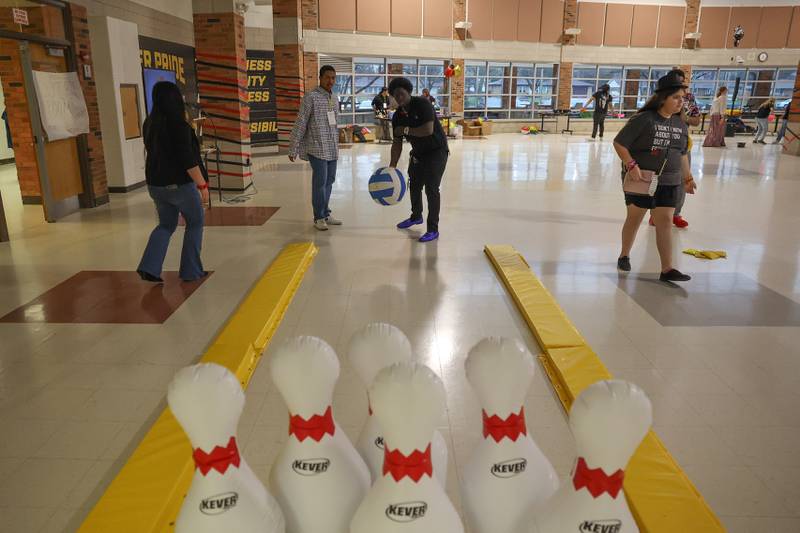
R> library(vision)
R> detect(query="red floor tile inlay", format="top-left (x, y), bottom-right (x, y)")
top-left (180, 206), bottom-right (280, 227)
top-left (0, 271), bottom-right (212, 324)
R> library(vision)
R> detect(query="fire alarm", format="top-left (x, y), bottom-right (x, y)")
top-left (79, 51), bottom-right (90, 62)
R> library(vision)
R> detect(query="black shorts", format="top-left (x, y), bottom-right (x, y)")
top-left (625, 184), bottom-right (680, 210)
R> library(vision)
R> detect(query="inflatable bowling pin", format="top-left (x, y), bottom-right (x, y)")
top-left (461, 337), bottom-right (559, 533)
top-left (269, 336), bottom-right (370, 533)
top-left (530, 380), bottom-right (652, 533)
top-left (167, 363), bottom-right (285, 533)
top-left (350, 362), bottom-right (464, 533)
top-left (347, 322), bottom-right (448, 486)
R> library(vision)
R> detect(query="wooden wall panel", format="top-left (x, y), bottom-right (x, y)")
top-left (319, 0), bottom-right (356, 31)
top-left (469, 0), bottom-right (493, 40)
top-left (540, 0), bottom-right (564, 43)
top-left (699, 7), bottom-right (730, 49)
top-left (357, 0), bottom-right (390, 33)
top-left (604, 3), bottom-right (633, 47)
top-left (631, 5), bottom-right (658, 48)
top-left (392, 0), bottom-right (422, 35)
top-left (576, 2), bottom-right (604, 46)
top-left (727, 7), bottom-right (761, 49)
top-left (517, 0), bottom-right (542, 42)
top-left (789, 7), bottom-right (800, 48)
top-left (423, 0), bottom-right (451, 38)
top-left (757, 7), bottom-right (792, 49)
top-left (657, 6), bottom-right (685, 49)
top-left (493, 0), bottom-right (519, 41)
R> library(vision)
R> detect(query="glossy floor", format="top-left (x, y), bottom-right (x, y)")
top-left (1, 134), bottom-right (799, 532)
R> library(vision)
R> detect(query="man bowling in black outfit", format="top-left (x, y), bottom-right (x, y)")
top-left (388, 77), bottom-right (449, 243)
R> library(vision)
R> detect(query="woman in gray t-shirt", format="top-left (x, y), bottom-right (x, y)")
top-left (613, 74), bottom-right (697, 283)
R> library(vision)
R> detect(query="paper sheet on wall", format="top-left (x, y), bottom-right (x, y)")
top-left (32, 71), bottom-right (90, 141)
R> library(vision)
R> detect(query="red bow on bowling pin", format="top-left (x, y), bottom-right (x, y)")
top-left (572, 457), bottom-right (625, 499)
top-left (193, 436), bottom-right (241, 476)
top-left (383, 444), bottom-right (433, 483)
top-left (289, 405), bottom-right (336, 442)
top-left (482, 407), bottom-right (528, 443)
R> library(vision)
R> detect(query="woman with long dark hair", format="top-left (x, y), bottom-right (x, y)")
top-left (703, 86), bottom-right (728, 147)
top-left (614, 75), bottom-right (696, 283)
top-left (137, 81), bottom-right (208, 282)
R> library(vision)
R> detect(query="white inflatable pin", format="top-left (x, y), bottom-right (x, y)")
top-left (167, 363), bottom-right (285, 533)
top-left (350, 362), bottom-right (463, 533)
top-left (461, 337), bottom-right (559, 533)
top-left (347, 322), bottom-right (448, 486)
top-left (269, 336), bottom-right (370, 533)
top-left (530, 379), bottom-right (652, 533)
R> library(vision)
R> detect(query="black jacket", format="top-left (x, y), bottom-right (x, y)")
top-left (143, 118), bottom-right (207, 187)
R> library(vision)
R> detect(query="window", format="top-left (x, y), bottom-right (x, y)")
top-left (689, 67), bottom-right (797, 113)
top-left (331, 57), bottom-right (451, 125)
top-left (572, 64), bottom-right (671, 115)
top-left (464, 61), bottom-right (558, 120)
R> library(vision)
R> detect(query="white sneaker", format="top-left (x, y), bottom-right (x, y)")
top-left (325, 215), bottom-right (342, 226)
top-left (314, 219), bottom-right (328, 231)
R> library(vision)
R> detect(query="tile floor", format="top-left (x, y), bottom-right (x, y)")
top-left (1, 134), bottom-right (799, 532)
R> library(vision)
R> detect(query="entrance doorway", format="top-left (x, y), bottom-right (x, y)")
top-left (0, 0), bottom-right (93, 234)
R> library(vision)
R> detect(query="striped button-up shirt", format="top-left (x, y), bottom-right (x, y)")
top-left (289, 86), bottom-right (339, 162)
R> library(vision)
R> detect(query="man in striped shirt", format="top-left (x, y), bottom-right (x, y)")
top-left (289, 65), bottom-right (342, 231)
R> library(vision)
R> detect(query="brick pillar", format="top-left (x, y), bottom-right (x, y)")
top-left (193, 9), bottom-right (251, 190)
top-left (300, 0), bottom-right (318, 105)
top-left (273, 0), bottom-right (306, 153)
top-left (679, 65), bottom-right (693, 80)
top-left (624, 69), bottom-right (642, 112)
top-left (448, 59), bottom-right (465, 114)
top-left (684, 0), bottom-right (701, 50)
top-left (453, 0), bottom-right (466, 40)
top-left (303, 52), bottom-right (319, 95)
top-left (557, 62), bottom-right (573, 111)
top-left (68, 3), bottom-right (108, 206)
top-left (0, 39), bottom-right (41, 202)
top-left (784, 61), bottom-right (800, 156)
top-left (301, 0), bottom-right (317, 30)
top-left (562, 0), bottom-right (578, 45)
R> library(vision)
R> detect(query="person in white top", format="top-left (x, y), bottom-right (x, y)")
top-left (703, 86), bottom-right (728, 147)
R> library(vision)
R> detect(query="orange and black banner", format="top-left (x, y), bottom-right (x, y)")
top-left (247, 50), bottom-right (277, 144)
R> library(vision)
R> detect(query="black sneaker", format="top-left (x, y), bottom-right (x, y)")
top-left (137, 269), bottom-right (164, 283)
top-left (660, 269), bottom-right (691, 282)
top-left (617, 256), bottom-right (631, 272)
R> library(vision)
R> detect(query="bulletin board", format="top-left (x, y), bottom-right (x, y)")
top-left (120, 84), bottom-right (141, 139)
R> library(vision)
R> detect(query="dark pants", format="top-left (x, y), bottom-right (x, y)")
top-left (138, 182), bottom-right (205, 281)
top-left (592, 113), bottom-right (606, 138)
top-left (408, 150), bottom-right (448, 233)
top-left (308, 154), bottom-right (337, 221)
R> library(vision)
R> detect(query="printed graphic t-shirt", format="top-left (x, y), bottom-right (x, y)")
top-left (593, 91), bottom-right (612, 115)
top-left (614, 110), bottom-right (688, 186)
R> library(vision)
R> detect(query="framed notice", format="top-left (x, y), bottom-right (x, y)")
top-left (120, 84), bottom-right (142, 139)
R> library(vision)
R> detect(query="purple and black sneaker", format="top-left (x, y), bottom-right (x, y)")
top-left (397, 217), bottom-right (423, 229)
top-left (419, 232), bottom-right (439, 243)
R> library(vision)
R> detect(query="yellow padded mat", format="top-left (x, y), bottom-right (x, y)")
top-left (485, 244), bottom-right (724, 533)
top-left (78, 242), bottom-right (317, 533)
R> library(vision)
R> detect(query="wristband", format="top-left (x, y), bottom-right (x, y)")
top-left (197, 182), bottom-right (208, 190)
top-left (625, 160), bottom-right (638, 171)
